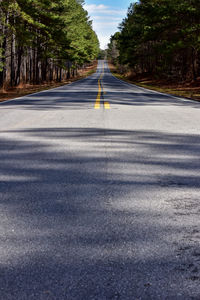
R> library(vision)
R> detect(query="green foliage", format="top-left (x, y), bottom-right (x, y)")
top-left (107, 32), bottom-right (120, 64)
top-left (98, 49), bottom-right (106, 59)
top-left (110, 0), bottom-right (200, 81)
top-left (0, 0), bottom-right (99, 84)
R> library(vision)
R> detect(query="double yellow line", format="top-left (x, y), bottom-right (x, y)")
top-left (94, 64), bottom-right (110, 109)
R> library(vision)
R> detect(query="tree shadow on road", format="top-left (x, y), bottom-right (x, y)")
top-left (0, 127), bottom-right (200, 299)
top-left (1, 74), bottom-right (200, 111)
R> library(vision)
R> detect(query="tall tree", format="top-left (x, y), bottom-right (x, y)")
top-left (0, 0), bottom-right (99, 87)
top-left (110, 0), bottom-right (200, 81)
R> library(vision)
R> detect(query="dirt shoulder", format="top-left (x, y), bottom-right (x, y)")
top-left (109, 63), bottom-right (200, 103)
top-left (0, 62), bottom-right (97, 103)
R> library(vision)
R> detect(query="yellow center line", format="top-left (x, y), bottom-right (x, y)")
top-left (104, 101), bottom-right (110, 109)
top-left (94, 79), bottom-right (101, 109)
top-left (94, 63), bottom-right (110, 110)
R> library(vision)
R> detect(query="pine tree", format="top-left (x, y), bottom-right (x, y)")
top-left (111, 0), bottom-right (200, 81)
top-left (0, 0), bottom-right (100, 87)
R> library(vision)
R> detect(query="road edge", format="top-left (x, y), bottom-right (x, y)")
top-left (0, 68), bottom-right (97, 105)
top-left (107, 64), bottom-right (200, 105)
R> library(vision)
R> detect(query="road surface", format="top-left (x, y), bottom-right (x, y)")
top-left (0, 60), bottom-right (200, 299)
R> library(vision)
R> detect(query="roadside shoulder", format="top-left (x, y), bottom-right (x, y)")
top-left (108, 63), bottom-right (200, 104)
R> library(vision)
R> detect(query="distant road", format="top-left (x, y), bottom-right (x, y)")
top-left (0, 60), bottom-right (200, 299)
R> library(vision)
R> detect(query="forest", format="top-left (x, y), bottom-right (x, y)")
top-left (108, 0), bottom-right (200, 82)
top-left (0, 0), bottom-right (99, 89)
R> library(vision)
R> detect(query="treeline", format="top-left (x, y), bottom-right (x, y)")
top-left (0, 0), bottom-right (99, 88)
top-left (108, 0), bottom-right (200, 81)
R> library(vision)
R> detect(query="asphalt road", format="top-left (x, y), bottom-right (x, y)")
top-left (0, 60), bottom-right (200, 299)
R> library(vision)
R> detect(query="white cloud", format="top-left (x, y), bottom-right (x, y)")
top-left (93, 21), bottom-right (120, 31)
top-left (84, 4), bottom-right (126, 15)
top-left (84, 4), bottom-right (107, 13)
top-left (84, 3), bottom-right (127, 49)
top-left (96, 33), bottom-right (111, 49)
top-left (94, 16), bottom-right (122, 21)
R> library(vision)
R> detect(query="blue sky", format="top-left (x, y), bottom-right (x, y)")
top-left (84, 0), bottom-right (133, 49)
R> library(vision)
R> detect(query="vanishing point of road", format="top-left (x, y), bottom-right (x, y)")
top-left (0, 61), bottom-right (200, 299)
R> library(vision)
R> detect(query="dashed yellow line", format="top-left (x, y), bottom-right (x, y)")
top-left (104, 102), bottom-right (110, 109)
top-left (94, 63), bottom-right (110, 110)
top-left (94, 79), bottom-right (101, 109)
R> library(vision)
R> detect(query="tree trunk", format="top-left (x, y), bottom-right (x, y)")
top-left (0, 14), bottom-right (8, 88)
top-left (67, 61), bottom-right (71, 79)
top-left (192, 47), bottom-right (198, 81)
top-left (15, 46), bottom-right (23, 86)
